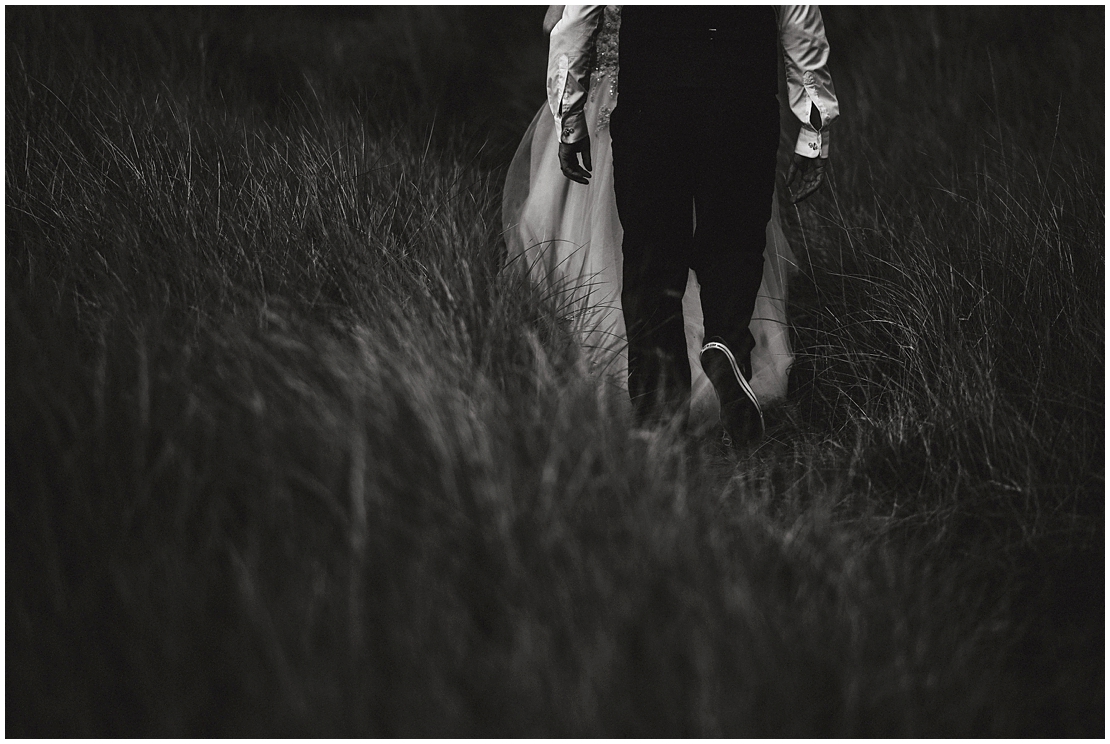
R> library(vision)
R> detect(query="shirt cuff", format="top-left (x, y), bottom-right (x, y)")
top-left (559, 110), bottom-right (588, 144)
top-left (795, 125), bottom-right (826, 158)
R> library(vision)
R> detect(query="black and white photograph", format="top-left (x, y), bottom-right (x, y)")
top-left (6, 5), bottom-right (1104, 736)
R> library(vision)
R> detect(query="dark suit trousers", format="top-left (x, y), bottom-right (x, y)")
top-left (610, 87), bottom-right (779, 422)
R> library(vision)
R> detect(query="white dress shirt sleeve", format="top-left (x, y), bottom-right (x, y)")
top-left (779, 5), bottom-right (840, 158)
top-left (547, 5), bottom-right (604, 145)
top-left (548, 6), bottom-right (839, 157)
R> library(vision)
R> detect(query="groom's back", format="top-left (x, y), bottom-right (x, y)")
top-left (618, 6), bottom-right (778, 96)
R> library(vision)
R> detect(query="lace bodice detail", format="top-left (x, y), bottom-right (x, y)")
top-left (592, 6), bottom-right (621, 84)
top-left (589, 6), bottom-right (621, 129)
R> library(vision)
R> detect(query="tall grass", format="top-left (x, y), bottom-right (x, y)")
top-left (787, 7), bottom-right (1103, 544)
top-left (6, 6), bottom-right (1103, 736)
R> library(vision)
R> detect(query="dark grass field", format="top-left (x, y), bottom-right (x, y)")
top-left (6, 6), bottom-right (1104, 736)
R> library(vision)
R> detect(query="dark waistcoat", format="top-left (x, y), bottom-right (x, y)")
top-left (617, 6), bottom-right (778, 96)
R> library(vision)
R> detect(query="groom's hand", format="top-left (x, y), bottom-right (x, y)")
top-left (785, 153), bottom-right (827, 204)
top-left (559, 136), bottom-right (592, 185)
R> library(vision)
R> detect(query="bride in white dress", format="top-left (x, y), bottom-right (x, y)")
top-left (502, 5), bottom-right (799, 431)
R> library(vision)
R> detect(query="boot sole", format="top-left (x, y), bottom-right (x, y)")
top-left (701, 341), bottom-right (765, 439)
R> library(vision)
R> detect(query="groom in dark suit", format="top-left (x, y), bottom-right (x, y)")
top-left (549, 5), bottom-right (838, 448)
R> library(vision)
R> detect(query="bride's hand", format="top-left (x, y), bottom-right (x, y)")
top-left (559, 136), bottom-right (593, 185)
top-left (786, 154), bottom-right (827, 204)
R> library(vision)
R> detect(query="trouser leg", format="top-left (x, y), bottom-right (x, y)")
top-left (610, 95), bottom-right (693, 424)
top-left (690, 91), bottom-right (780, 369)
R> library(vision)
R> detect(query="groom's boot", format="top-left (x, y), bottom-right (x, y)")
top-left (700, 339), bottom-right (764, 449)
top-left (628, 346), bottom-right (691, 433)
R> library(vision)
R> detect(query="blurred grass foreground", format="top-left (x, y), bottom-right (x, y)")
top-left (6, 6), bottom-right (1103, 736)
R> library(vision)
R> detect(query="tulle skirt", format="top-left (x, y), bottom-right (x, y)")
top-left (503, 81), bottom-right (796, 429)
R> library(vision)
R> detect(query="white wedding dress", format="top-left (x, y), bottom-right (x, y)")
top-left (502, 6), bottom-right (797, 429)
